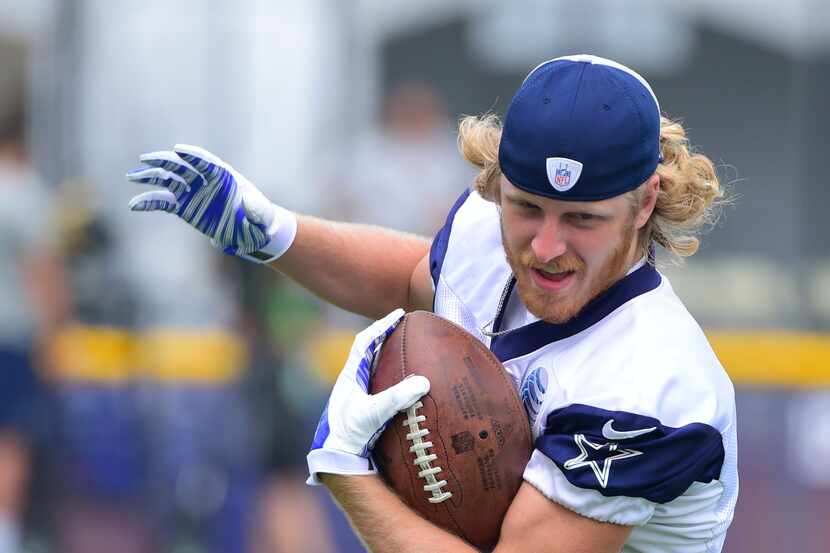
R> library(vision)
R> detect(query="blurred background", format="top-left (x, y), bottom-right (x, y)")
top-left (0, 0), bottom-right (827, 551)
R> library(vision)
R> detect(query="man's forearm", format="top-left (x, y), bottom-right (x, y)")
top-left (321, 474), bottom-right (477, 553)
top-left (269, 215), bottom-right (431, 319)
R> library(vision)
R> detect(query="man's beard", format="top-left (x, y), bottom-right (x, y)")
top-left (501, 218), bottom-right (636, 324)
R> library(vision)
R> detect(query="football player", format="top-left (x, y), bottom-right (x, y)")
top-left (128, 55), bottom-right (737, 553)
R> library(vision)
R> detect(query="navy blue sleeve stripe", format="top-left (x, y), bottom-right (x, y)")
top-left (429, 188), bottom-right (472, 288)
top-left (537, 404), bottom-right (725, 504)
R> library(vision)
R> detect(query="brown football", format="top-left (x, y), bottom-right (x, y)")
top-left (370, 311), bottom-right (533, 551)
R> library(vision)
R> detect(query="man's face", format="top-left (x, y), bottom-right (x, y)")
top-left (499, 176), bottom-right (645, 324)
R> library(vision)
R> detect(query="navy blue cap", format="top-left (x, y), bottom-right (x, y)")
top-left (498, 55), bottom-right (661, 201)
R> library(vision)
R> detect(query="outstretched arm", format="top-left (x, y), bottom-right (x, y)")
top-left (127, 145), bottom-right (436, 318)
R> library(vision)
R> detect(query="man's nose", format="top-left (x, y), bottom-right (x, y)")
top-left (531, 216), bottom-right (567, 263)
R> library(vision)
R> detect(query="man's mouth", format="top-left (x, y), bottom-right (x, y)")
top-left (529, 267), bottom-right (577, 291)
top-left (535, 268), bottom-right (574, 281)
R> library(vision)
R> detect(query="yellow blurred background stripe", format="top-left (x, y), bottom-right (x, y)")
top-left (50, 324), bottom-right (247, 384)
top-left (135, 329), bottom-right (247, 383)
top-left (708, 331), bottom-right (830, 388)
top-left (49, 325), bottom-right (830, 388)
top-left (51, 325), bottom-right (134, 383)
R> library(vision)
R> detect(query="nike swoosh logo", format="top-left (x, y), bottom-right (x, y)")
top-left (601, 419), bottom-right (657, 440)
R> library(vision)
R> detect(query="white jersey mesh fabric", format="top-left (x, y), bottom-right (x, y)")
top-left (433, 277), bottom-right (489, 347)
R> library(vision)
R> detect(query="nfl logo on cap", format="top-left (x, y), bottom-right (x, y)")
top-left (546, 157), bottom-right (583, 192)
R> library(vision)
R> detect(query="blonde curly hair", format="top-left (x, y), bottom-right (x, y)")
top-left (457, 113), bottom-right (725, 261)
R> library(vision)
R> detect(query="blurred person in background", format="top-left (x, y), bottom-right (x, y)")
top-left (47, 197), bottom-right (267, 553)
top-left (318, 81), bottom-right (473, 236)
top-left (0, 103), bottom-right (69, 551)
top-left (114, 188), bottom-right (267, 553)
top-left (46, 189), bottom-right (152, 553)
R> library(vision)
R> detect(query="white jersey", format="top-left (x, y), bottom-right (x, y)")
top-left (429, 190), bottom-right (738, 553)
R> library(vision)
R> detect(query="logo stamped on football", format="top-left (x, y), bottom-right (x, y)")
top-left (451, 431), bottom-right (475, 454)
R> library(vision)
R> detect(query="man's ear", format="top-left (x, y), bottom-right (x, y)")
top-left (634, 174), bottom-right (660, 229)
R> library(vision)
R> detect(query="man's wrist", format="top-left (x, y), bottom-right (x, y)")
top-left (241, 203), bottom-right (298, 263)
top-left (319, 472), bottom-right (379, 487)
top-left (306, 447), bottom-right (376, 486)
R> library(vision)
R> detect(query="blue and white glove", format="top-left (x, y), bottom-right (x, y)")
top-left (307, 309), bottom-right (431, 485)
top-left (126, 144), bottom-right (297, 263)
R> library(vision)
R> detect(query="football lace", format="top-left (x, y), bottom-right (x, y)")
top-left (403, 401), bottom-right (452, 504)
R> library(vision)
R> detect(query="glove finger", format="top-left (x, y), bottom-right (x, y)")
top-left (173, 144), bottom-right (226, 177)
top-left (126, 167), bottom-right (190, 198)
top-left (349, 309), bottom-right (406, 389)
top-left (239, 216), bottom-right (268, 246)
top-left (128, 190), bottom-right (178, 213)
top-left (212, 205), bottom-right (246, 248)
top-left (208, 236), bottom-right (240, 256)
top-left (355, 309), bottom-right (406, 351)
top-left (137, 150), bottom-right (202, 185)
top-left (372, 375), bottom-right (431, 423)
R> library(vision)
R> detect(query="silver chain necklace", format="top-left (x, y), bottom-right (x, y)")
top-left (480, 276), bottom-right (516, 338)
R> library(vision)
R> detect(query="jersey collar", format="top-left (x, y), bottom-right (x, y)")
top-left (490, 262), bottom-right (662, 362)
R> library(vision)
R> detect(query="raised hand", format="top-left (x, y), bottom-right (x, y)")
top-left (127, 144), bottom-right (296, 263)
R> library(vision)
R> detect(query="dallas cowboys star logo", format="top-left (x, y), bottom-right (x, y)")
top-left (563, 434), bottom-right (643, 488)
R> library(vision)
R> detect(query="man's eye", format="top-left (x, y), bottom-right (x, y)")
top-left (569, 213), bottom-right (597, 222)
top-left (518, 201), bottom-right (539, 210)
